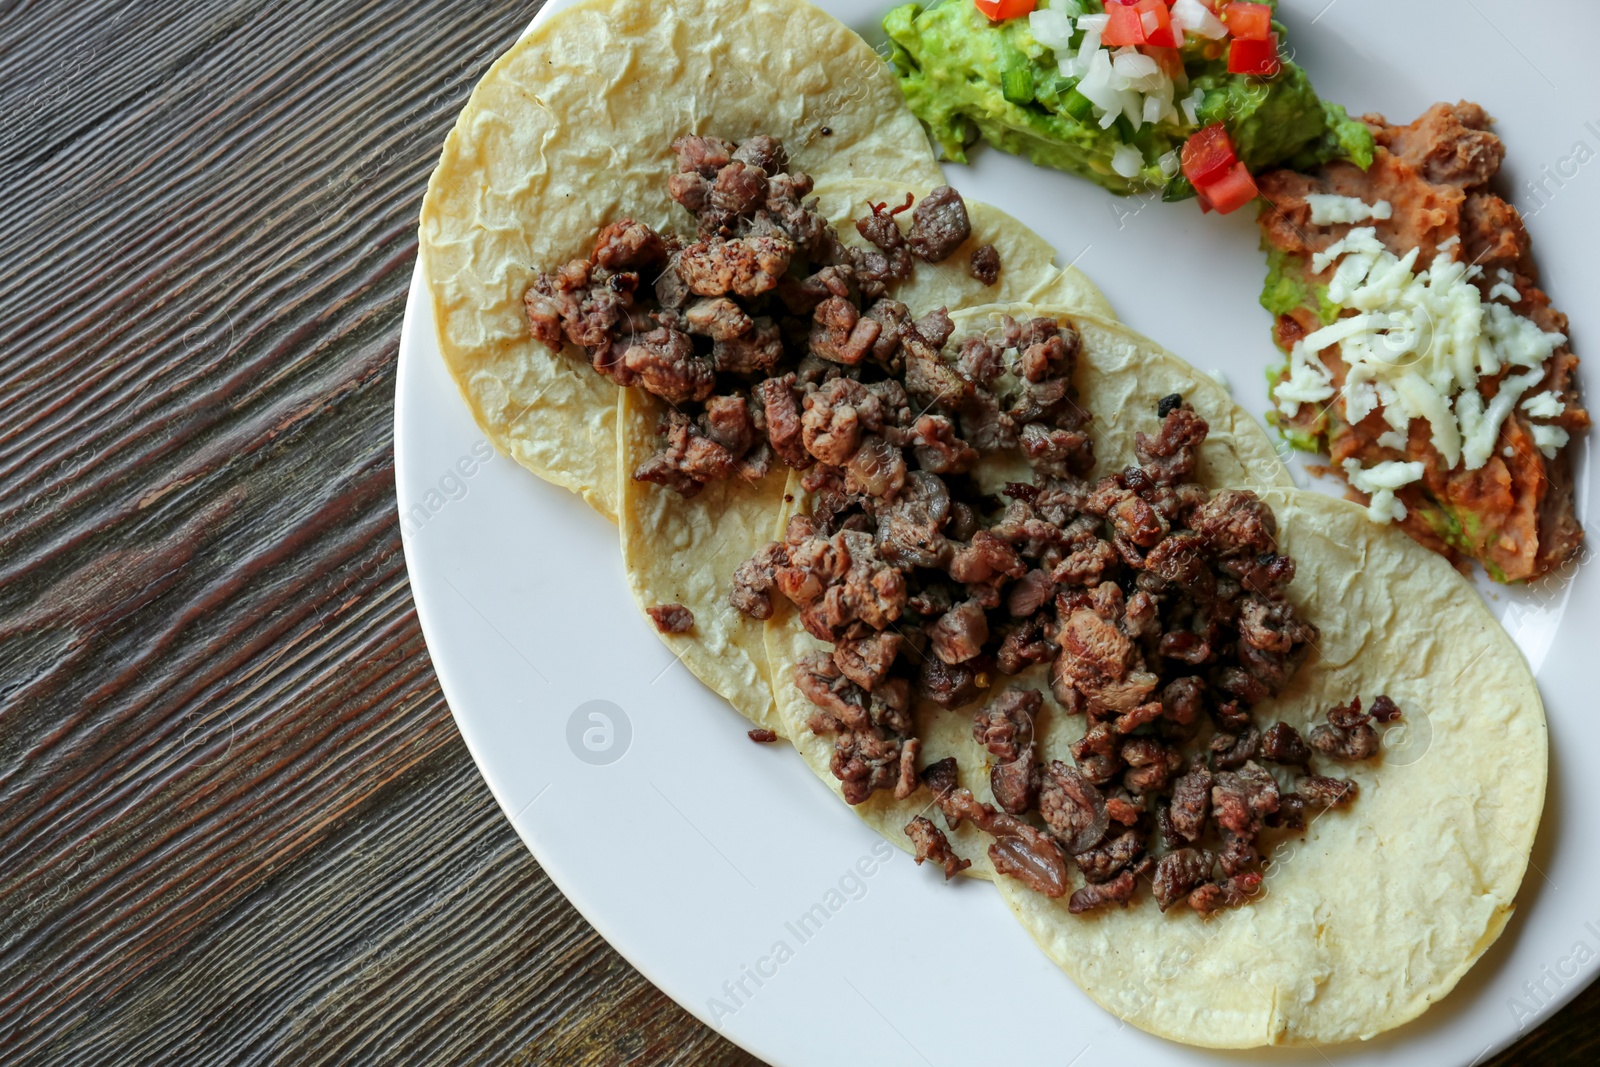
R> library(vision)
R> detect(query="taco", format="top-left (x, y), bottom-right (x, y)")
top-left (737, 297), bottom-right (1542, 1044)
top-left (419, 0), bottom-right (946, 523)
top-left (753, 304), bottom-right (1295, 872)
top-left (988, 488), bottom-right (1545, 1047)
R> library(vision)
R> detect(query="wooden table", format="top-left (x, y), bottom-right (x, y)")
top-left (1, 1), bottom-right (1591, 1063)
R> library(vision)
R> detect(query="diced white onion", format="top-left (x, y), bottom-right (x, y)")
top-left (1112, 48), bottom-right (1160, 84)
top-left (1028, 9), bottom-right (1074, 50)
top-left (1172, 0), bottom-right (1227, 39)
top-left (1111, 143), bottom-right (1144, 178)
top-left (1157, 149), bottom-right (1180, 179)
top-left (1120, 88), bottom-right (1144, 130)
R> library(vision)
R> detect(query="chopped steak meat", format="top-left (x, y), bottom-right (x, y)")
top-left (521, 134), bottom-right (1400, 921)
top-left (646, 604), bottom-right (694, 634)
top-left (933, 787), bottom-right (1070, 899)
top-left (972, 686), bottom-right (1038, 761)
top-left (1152, 848), bottom-right (1215, 911)
top-left (969, 243), bottom-right (1000, 286)
top-left (524, 138), bottom-right (1003, 505)
top-left (1036, 762), bottom-right (1111, 855)
top-left (1298, 772), bottom-right (1359, 809)
top-left (624, 326), bottom-right (714, 404)
top-left (1211, 762), bottom-right (1280, 836)
top-left (1068, 868), bottom-right (1138, 914)
top-left (728, 541), bottom-right (786, 620)
top-left (906, 185), bottom-right (971, 262)
top-left (905, 816), bottom-right (971, 880)
top-left (747, 728), bottom-right (778, 743)
top-left (1167, 765), bottom-right (1212, 843)
top-left (1260, 721), bottom-right (1312, 765)
top-left (1308, 697), bottom-right (1382, 761)
top-left (1072, 828), bottom-right (1144, 884)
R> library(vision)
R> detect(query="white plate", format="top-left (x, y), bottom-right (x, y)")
top-left (396, 2), bottom-right (1597, 1062)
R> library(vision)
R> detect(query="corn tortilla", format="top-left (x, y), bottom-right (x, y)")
top-left (420, 0), bottom-right (946, 522)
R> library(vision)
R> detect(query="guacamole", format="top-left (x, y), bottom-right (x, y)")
top-left (884, 0), bottom-right (1372, 197)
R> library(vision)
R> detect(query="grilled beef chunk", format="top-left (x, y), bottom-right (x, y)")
top-left (1153, 848), bottom-right (1214, 911)
top-left (906, 185), bottom-right (971, 262)
top-left (1298, 773), bottom-right (1359, 809)
top-left (1261, 721), bottom-right (1312, 765)
top-left (646, 604), bottom-right (694, 634)
top-left (935, 787), bottom-right (1070, 898)
top-left (1309, 696), bottom-right (1382, 760)
top-left (1068, 868), bottom-right (1138, 914)
top-left (969, 243), bottom-right (1001, 285)
top-left (905, 816), bottom-right (971, 880)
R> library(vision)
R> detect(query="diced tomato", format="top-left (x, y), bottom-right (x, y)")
top-left (1183, 122), bottom-right (1257, 214)
top-left (1102, 3), bottom-right (1147, 46)
top-left (1198, 161), bottom-right (1259, 214)
top-left (1180, 123), bottom-right (1237, 187)
top-left (1228, 33), bottom-right (1280, 75)
top-left (973, 0), bottom-right (1036, 21)
top-left (1137, 0), bottom-right (1181, 48)
top-left (1222, 2), bottom-right (1272, 40)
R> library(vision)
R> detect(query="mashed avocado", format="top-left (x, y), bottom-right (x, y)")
top-left (1259, 244), bottom-right (1339, 324)
top-left (885, 0), bottom-right (1371, 197)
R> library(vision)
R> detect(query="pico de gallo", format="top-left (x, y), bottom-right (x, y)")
top-left (885, 0), bottom-right (1373, 210)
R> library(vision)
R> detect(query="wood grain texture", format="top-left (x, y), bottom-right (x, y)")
top-left (0, 0), bottom-right (1587, 1064)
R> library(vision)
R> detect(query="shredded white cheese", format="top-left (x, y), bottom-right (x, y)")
top-left (1342, 458), bottom-right (1425, 524)
top-left (1272, 341), bottom-right (1335, 417)
top-left (1376, 429), bottom-right (1407, 450)
top-left (1280, 227), bottom-right (1568, 475)
top-left (1531, 424), bottom-right (1570, 459)
top-left (1305, 194), bottom-right (1393, 226)
top-left (1521, 391), bottom-right (1563, 419)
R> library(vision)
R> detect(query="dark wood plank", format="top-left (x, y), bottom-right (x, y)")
top-left (0, 0), bottom-right (1585, 1064)
top-left (0, 0), bottom-right (757, 1063)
